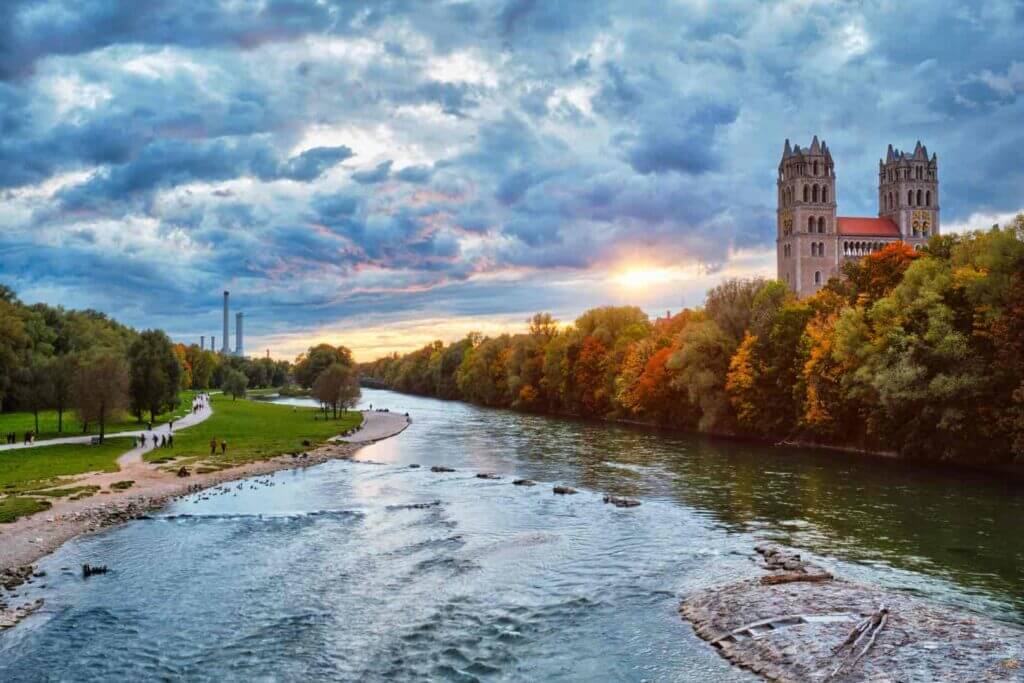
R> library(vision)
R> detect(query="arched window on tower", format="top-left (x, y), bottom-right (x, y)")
top-left (813, 160), bottom-right (819, 176)
top-left (803, 185), bottom-right (809, 202)
top-left (814, 271), bottom-right (822, 285)
top-left (925, 190), bottom-right (931, 207)
top-left (822, 187), bottom-right (828, 203)
top-left (917, 189), bottom-right (923, 206)
top-left (813, 185), bottom-right (819, 203)
top-left (808, 216), bottom-right (815, 232)
top-left (818, 216), bottom-right (826, 233)
top-left (908, 190), bottom-right (914, 206)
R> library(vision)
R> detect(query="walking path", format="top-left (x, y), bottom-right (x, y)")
top-left (0, 399), bottom-right (212, 455)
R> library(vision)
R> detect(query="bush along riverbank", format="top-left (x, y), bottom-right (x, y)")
top-left (361, 221), bottom-right (1024, 467)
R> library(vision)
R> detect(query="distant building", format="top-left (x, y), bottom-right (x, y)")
top-left (777, 136), bottom-right (939, 297)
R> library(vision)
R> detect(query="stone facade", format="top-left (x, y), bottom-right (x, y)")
top-left (777, 137), bottom-right (939, 297)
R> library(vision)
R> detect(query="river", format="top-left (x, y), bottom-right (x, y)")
top-left (1, 388), bottom-right (1021, 681)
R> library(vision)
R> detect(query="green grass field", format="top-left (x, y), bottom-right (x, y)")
top-left (0, 390), bottom-right (197, 441)
top-left (0, 438), bottom-right (133, 492)
top-left (147, 394), bottom-right (362, 468)
top-left (0, 496), bottom-right (52, 524)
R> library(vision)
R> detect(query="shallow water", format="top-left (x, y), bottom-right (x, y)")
top-left (2, 389), bottom-right (1022, 681)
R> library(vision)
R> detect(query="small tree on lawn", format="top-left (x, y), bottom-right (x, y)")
top-left (13, 354), bottom-right (54, 435)
top-left (72, 351), bottom-right (129, 443)
top-left (312, 363), bottom-right (361, 419)
top-left (222, 368), bottom-right (248, 401)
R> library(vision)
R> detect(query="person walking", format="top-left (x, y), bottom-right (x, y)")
top-left (168, 433), bottom-right (174, 447)
top-left (220, 439), bottom-right (227, 455)
top-left (210, 438), bottom-right (217, 456)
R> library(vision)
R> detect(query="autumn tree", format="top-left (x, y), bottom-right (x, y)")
top-left (312, 363), bottom-right (361, 418)
top-left (72, 351), bottom-right (129, 443)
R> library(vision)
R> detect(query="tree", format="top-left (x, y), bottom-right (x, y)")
top-left (311, 363), bottom-right (360, 418)
top-left (72, 351), bottom-right (129, 443)
top-left (222, 369), bottom-right (248, 400)
top-left (48, 354), bottom-right (77, 433)
top-left (293, 344), bottom-right (353, 388)
top-left (128, 330), bottom-right (182, 423)
top-left (13, 354), bottom-right (54, 434)
top-left (0, 297), bottom-right (29, 411)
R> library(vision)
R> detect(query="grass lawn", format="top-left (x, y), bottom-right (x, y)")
top-left (0, 438), bottom-right (132, 492)
top-left (0, 496), bottom-right (51, 524)
top-left (147, 394), bottom-right (362, 468)
top-left (0, 390), bottom-right (198, 441)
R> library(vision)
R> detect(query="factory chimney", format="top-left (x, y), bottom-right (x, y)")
top-left (211, 336), bottom-right (215, 351)
top-left (200, 335), bottom-right (205, 350)
top-left (221, 291), bottom-right (230, 353)
top-left (235, 312), bottom-right (244, 357)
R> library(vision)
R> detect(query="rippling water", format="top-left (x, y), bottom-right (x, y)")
top-left (2, 389), bottom-right (1022, 681)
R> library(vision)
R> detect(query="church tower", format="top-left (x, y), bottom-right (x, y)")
top-left (777, 135), bottom-right (837, 297)
top-left (878, 141), bottom-right (939, 246)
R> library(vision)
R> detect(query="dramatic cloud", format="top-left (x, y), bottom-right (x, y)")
top-left (1, 0), bottom-right (1022, 359)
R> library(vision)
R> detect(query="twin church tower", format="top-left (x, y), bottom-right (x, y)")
top-left (776, 136), bottom-right (939, 296)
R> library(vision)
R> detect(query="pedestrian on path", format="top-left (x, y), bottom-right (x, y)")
top-left (220, 440), bottom-right (227, 454)
top-left (168, 433), bottom-right (174, 447)
top-left (210, 438), bottom-right (217, 456)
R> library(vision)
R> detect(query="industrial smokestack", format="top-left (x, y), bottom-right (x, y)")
top-left (200, 335), bottom-right (205, 350)
top-left (235, 312), bottom-right (244, 356)
top-left (222, 291), bottom-right (230, 353)
top-left (211, 336), bottom-right (215, 351)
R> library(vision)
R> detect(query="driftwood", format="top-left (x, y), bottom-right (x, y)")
top-left (475, 473), bottom-right (502, 479)
top-left (81, 563), bottom-right (108, 578)
top-left (761, 571), bottom-right (832, 585)
top-left (827, 605), bottom-right (889, 680)
top-left (552, 485), bottom-right (577, 495)
top-left (512, 479), bottom-right (536, 486)
top-left (430, 466), bottom-right (455, 473)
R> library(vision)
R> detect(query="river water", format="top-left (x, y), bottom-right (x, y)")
top-left (1, 389), bottom-right (1022, 681)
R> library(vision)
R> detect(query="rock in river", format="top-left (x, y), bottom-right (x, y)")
top-left (552, 485), bottom-right (577, 495)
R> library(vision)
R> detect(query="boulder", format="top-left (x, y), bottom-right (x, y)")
top-left (603, 495), bottom-right (641, 508)
top-left (552, 485), bottom-right (577, 495)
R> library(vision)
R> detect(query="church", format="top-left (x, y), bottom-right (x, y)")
top-left (776, 136), bottom-right (940, 296)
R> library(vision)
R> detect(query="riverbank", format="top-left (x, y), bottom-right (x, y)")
top-left (0, 410), bottom-right (409, 625)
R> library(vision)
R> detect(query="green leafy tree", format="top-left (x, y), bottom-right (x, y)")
top-left (128, 330), bottom-right (182, 423)
top-left (294, 344), bottom-right (353, 388)
top-left (222, 368), bottom-right (249, 401)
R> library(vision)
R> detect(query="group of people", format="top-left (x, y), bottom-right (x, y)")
top-left (209, 438), bottom-right (227, 455)
top-left (5, 431), bottom-right (33, 444)
top-left (138, 432), bottom-right (173, 448)
top-left (191, 393), bottom-right (208, 414)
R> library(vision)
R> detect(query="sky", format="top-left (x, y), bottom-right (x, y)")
top-left (1, 1), bottom-right (1023, 361)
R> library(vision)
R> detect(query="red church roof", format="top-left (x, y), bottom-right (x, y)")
top-left (836, 217), bottom-right (900, 237)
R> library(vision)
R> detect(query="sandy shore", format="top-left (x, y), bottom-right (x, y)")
top-left (0, 410), bottom-right (409, 581)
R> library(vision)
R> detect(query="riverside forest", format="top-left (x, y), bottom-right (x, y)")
top-left (361, 220), bottom-right (1024, 466)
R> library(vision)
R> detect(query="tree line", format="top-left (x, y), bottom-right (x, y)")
top-left (361, 219), bottom-right (1024, 465)
top-left (0, 288), bottom-right (359, 439)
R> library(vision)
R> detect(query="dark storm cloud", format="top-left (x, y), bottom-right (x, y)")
top-left (1, 0), bottom-right (1022, 343)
